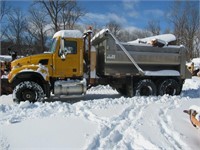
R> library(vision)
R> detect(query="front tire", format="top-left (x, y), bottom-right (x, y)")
top-left (13, 81), bottom-right (45, 103)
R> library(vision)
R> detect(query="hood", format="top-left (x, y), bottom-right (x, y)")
top-left (11, 53), bottom-right (53, 68)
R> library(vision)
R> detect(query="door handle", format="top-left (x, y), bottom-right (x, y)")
top-left (50, 64), bottom-right (55, 70)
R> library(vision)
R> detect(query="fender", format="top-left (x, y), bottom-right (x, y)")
top-left (8, 64), bottom-right (49, 83)
top-left (8, 65), bottom-right (50, 98)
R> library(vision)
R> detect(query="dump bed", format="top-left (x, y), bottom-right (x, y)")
top-left (91, 29), bottom-right (190, 79)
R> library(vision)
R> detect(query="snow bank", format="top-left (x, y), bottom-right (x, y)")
top-left (0, 77), bottom-right (200, 149)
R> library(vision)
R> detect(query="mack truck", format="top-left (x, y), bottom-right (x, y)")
top-left (8, 28), bottom-right (191, 103)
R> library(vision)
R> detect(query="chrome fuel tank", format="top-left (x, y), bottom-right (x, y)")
top-left (54, 79), bottom-right (86, 96)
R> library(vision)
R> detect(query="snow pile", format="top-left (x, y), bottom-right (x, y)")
top-left (127, 34), bottom-right (176, 45)
top-left (0, 55), bottom-right (12, 62)
top-left (181, 76), bottom-right (200, 98)
top-left (1, 77), bottom-right (200, 149)
top-left (192, 58), bottom-right (200, 70)
top-left (187, 57), bottom-right (200, 71)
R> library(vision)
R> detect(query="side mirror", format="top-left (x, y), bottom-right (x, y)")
top-left (59, 47), bottom-right (69, 60)
top-left (59, 50), bottom-right (66, 60)
top-left (60, 37), bottom-right (66, 60)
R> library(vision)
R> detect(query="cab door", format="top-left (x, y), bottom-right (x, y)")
top-left (53, 38), bottom-right (83, 78)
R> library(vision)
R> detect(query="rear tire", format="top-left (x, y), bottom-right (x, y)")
top-left (134, 79), bottom-right (157, 96)
top-left (158, 79), bottom-right (181, 96)
top-left (13, 81), bottom-right (45, 103)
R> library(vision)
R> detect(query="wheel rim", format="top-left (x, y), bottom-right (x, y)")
top-left (165, 86), bottom-right (176, 95)
top-left (140, 86), bottom-right (152, 96)
top-left (22, 89), bottom-right (36, 102)
top-left (135, 79), bottom-right (156, 96)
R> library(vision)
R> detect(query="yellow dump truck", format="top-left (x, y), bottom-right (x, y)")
top-left (8, 29), bottom-right (191, 103)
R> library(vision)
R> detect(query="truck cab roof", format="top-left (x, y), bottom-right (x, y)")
top-left (53, 30), bottom-right (83, 39)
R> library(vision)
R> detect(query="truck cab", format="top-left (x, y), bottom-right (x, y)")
top-left (51, 30), bottom-right (84, 78)
top-left (8, 30), bottom-right (89, 103)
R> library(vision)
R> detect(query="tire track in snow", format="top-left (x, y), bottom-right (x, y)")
top-left (111, 104), bottom-right (158, 150)
top-left (83, 99), bottom-right (159, 150)
top-left (0, 133), bottom-right (10, 150)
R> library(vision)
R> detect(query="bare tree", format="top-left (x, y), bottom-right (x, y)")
top-left (0, 1), bottom-right (11, 39)
top-left (5, 8), bottom-right (27, 54)
top-left (91, 22), bottom-right (101, 35)
top-left (163, 27), bottom-right (171, 34)
top-left (193, 27), bottom-right (200, 57)
top-left (168, 0), bottom-right (199, 59)
top-left (133, 29), bottom-right (151, 39)
top-left (27, 6), bottom-right (48, 53)
top-left (37, 0), bottom-right (70, 32)
top-left (118, 30), bottom-right (131, 42)
top-left (0, 1), bottom-right (10, 21)
top-left (106, 21), bottom-right (121, 36)
top-left (146, 19), bottom-right (160, 35)
top-left (61, 1), bottom-right (85, 30)
top-left (184, 1), bottom-right (199, 58)
top-left (118, 29), bottom-right (151, 42)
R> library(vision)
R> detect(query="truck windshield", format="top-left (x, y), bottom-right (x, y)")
top-left (49, 38), bottom-right (57, 53)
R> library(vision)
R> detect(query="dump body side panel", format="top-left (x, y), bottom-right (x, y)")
top-left (93, 32), bottom-right (188, 79)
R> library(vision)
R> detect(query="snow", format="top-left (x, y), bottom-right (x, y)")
top-left (91, 28), bottom-right (109, 42)
top-left (145, 70), bottom-right (180, 76)
top-left (0, 55), bottom-right (12, 62)
top-left (36, 64), bottom-right (49, 80)
top-left (1, 77), bottom-right (200, 150)
top-left (1, 75), bottom-right (8, 79)
top-left (127, 34), bottom-right (176, 45)
top-left (186, 58), bottom-right (200, 71)
top-left (189, 105), bottom-right (200, 113)
top-left (192, 58), bottom-right (200, 70)
top-left (2, 117), bottom-right (97, 149)
top-left (18, 64), bottom-right (49, 80)
top-left (53, 30), bottom-right (83, 38)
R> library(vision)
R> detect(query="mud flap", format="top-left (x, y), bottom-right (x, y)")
top-left (126, 77), bottom-right (134, 97)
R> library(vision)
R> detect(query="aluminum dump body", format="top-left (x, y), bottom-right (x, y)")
top-left (91, 29), bottom-right (190, 79)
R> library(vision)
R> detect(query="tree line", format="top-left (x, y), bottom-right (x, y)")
top-left (106, 0), bottom-right (200, 59)
top-left (0, 0), bottom-right (199, 59)
top-left (1, 0), bottom-right (85, 55)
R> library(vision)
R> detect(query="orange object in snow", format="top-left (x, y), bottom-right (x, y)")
top-left (184, 105), bottom-right (200, 128)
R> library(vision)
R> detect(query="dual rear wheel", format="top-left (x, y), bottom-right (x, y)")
top-left (120, 78), bottom-right (181, 97)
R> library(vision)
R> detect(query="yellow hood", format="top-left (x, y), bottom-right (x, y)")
top-left (11, 53), bottom-right (53, 68)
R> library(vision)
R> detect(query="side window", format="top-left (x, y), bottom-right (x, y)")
top-left (50, 38), bottom-right (57, 53)
top-left (64, 40), bottom-right (77, 54)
